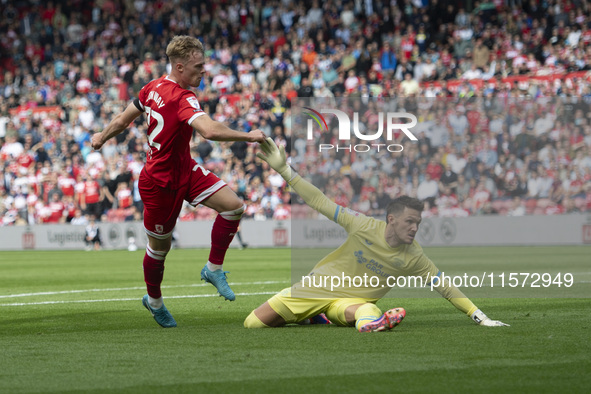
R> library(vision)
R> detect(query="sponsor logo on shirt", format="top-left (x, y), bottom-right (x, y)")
top-left (354, 250), bottom-right (367, 264)
top-left (344, 207), bottom-right (360, 216)
top-left (186, 97), bottom-right (201, 110)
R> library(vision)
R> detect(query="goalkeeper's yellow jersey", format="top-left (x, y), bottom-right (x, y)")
top-left (294, 208), bottom-right (439, 297)
top-left (288, 173), bottom-right (478, 316)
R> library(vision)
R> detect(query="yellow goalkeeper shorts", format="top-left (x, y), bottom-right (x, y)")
top-left (267, 287), bottom-right (379, 327)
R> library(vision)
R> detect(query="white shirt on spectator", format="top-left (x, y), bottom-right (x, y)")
top-left (489, 117), bottom-right (504, 134)
top-left (268, 172), bottom-right (285, 188)
top-left (422, 62), bottom-right (436, 80)
top-left (462, 67), bottom-right (482, 80)
top-left (527, 176), bottom-right (543, 198)
top-left (71, 214), bottom-right (89, 225)
top-left (351, 160), bottom-right (366, 176)
top-left (78, 107), bottom-right (95, 130)
top-left (538, 175), bottom-right (553, 198)
top-left (400, 78), bottom-right (420, 96)
top-left (134, 0), bottom-right (147, 12)
top-left (0, 115), bottom-right (9, 138)
top-left (417, 179), bottom-right (439, 200)
top-left (85, 151), bottom-right (103, 166)
top-left (448, 112), bottom-right (469, 135)
top-left (239, 72), bottom-right (254, 87)
top-left (273, 205), bottom-right (290, 220)
top-left (1, 140), bottom-right (24, 158)
top-left (534, 114), bottom-right (554, 136)
top-left (344, 75), bottom-right (360, 91)
top-left (211, 74), bottom-right (232, 92)
top-left (566, 30), bottom-right (581, 47)
top-left (76, 78), bottom-right (92, 94)
top-left (306, 7), bottom-right (323, 28)
top-left (509, 119), bottom-right (525, 137)
top-left (447, 154), bottom-right (467, 175)
top-left (508, 205), bottom-right (526, 216)
top-left (341, 9), bottom-right (354, 26)
top-left (261, 193), bottom-right (281, 210)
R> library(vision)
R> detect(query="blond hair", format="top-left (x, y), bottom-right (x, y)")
top-left (166, 36), bottom-right (204, 63)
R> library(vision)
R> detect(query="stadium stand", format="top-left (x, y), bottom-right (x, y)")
top-left (0, 0), bottom-right (590, 226)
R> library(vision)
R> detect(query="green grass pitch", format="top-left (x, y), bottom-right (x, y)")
top-left (1, 246), bottom-right (590, 393)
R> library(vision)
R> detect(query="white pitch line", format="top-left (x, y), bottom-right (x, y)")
top-left (0, 281), bottom-right (289, 299)
top-left (0, 291), bottom-right (279, 307)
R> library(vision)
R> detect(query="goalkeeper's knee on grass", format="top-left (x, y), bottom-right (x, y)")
top-left (244, 311), bottom-right (269, 328)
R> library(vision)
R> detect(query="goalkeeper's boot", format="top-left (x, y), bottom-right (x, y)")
top-left (200, 265), bottom-right (236, 301)
top-left (309, 313), bottom-right (332, 324)
top-left (298, 313), bottom-right (332, 325)
top-left (358, 307), bottom-right (405, 333)
top-left (142, 295), bottom-right (177, 328)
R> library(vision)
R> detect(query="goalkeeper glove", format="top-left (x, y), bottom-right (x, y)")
top-left (256, 137), bottom-right (294, 181)
top-left (471, 309), bottom-right (510, 327)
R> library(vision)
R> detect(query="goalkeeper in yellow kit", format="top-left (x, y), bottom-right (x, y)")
top-left (245, 138), bottom-right (509, 332)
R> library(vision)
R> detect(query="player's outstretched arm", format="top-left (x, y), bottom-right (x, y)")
top-left (470, 309), bottom-right (510, 327)
top-left (257, 137), bottom-right (339, 221)
top-left (432, 277), bottom-right (510, 327)
top-left (91, 102), bottom-right (143, 150)
top-left (256, 137), bottom-right (292, 179)
top-left (191, 114), bottom-right (266, 143)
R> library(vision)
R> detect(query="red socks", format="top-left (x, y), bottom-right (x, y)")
top-left (143, 204), bottom-right (244, 296)
top-left (208, 213), bottom-right (241, 265)
top-left (143, 245), bottom-right (167, 298)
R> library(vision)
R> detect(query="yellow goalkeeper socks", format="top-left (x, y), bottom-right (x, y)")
top-left (354, 303), bottom-right (382, 331)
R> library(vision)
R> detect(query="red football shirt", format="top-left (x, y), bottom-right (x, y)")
top-left (84, 180), bottom-right (101, 204)
top-left (137, 75), bottom-right (206, 189)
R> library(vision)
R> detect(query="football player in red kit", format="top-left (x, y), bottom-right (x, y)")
top-left (91, 36), bottom-right (266, 327)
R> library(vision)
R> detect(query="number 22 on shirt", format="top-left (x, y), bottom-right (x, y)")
top-left (145, 107), bottom-right (164, 155)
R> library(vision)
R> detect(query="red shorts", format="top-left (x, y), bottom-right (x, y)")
top-left (139, 163), bottom-right (226, 239)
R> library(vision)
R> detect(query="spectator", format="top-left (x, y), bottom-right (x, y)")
top-left (70, 209), bottom-right (88, 226)
top-left (440, 164), bottom-right (459, 191)
top-left (79, 176), bottom-right (104, 220)
top-left (380, 43), bottom-right (397, 73)
top-left (417, 173), bottom-right (439, 204)
top-left (400, 72), bottom-right (420, 96)
top-left (0, 0), bottom-right (589, 227)
top-left (507, 196), bottom-right (526, 216)
top-left (84, 216), bottom-right (102, 251)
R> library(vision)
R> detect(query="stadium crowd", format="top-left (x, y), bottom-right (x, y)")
top-left (0, 0), bottom-right (590, 226)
